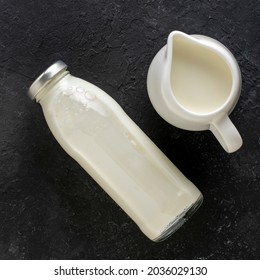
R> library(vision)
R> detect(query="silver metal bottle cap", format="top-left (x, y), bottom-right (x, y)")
top-left (28, 60), bottom-right (68, 100)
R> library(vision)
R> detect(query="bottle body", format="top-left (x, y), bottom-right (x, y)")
top-left (38, 72), bottom-right (202, 241)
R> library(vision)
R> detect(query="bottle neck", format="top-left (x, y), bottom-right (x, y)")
top-left (35, 70), bottom-right (69, 103)
top-left (28, 61), bottom-right (69, 102)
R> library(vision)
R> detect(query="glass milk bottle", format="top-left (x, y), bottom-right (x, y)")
top-left (28, 61), bottom-right (203, 241)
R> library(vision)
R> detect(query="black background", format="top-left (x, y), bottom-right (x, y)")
top-left (0, 0), bottom-right (259, 259)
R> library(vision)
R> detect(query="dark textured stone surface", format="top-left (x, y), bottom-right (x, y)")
top-left (0, 0), bottom-right (259, 259)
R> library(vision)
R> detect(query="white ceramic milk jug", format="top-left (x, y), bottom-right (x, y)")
top-left (147, 31), bottom-right (243, 153)
top-left (28, 61), bottom-right (203, 241)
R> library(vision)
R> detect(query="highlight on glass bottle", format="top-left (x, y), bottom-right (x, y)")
top-left (28, 61), bottom-right (203, 241)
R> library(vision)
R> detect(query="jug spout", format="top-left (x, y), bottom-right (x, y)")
top-left (165, 31), bottom-right (197, 71)
top-left (166, 31), bottom-right (192, 60)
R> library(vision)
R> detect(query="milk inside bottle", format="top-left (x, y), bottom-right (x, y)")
top-left (28, 61), bottom-right (203, 241)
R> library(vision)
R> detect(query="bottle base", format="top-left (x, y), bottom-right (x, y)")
top-left (153, 194), bottom-right (203, 242)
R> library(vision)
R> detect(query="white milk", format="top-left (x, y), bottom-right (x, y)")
top-left (38, 74), bottom-right (202, 241)
top-left (171, 36), bottom-right (232, 114)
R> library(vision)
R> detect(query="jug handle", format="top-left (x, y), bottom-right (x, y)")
top-left (210, 114), bottom-right (243, 153)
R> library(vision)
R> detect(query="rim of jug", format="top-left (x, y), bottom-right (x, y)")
top-left (163, 31), bottom-right (242, 120)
